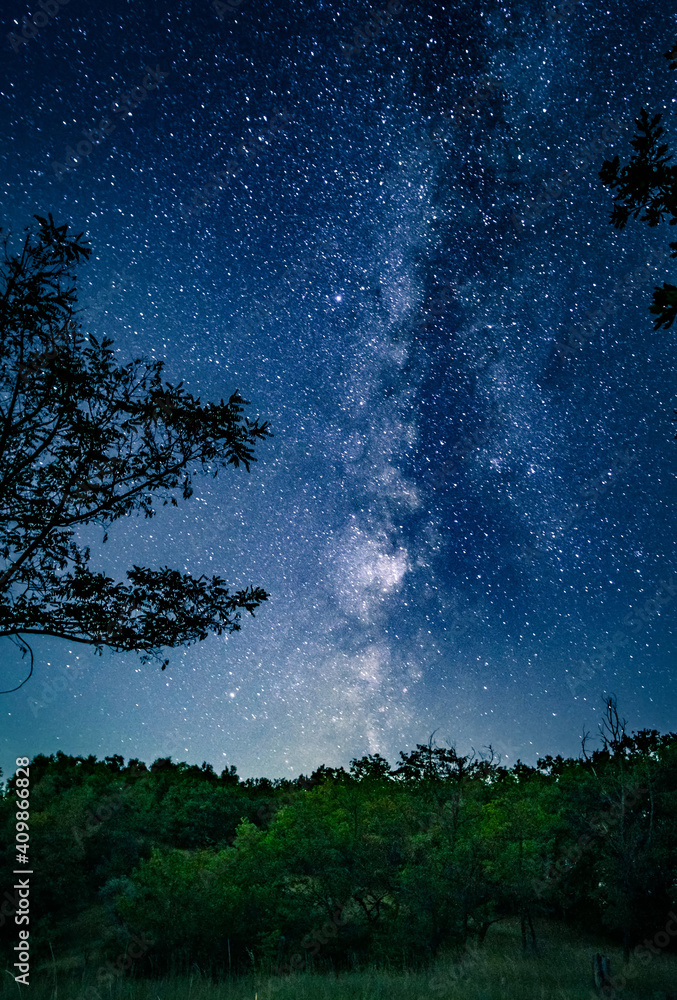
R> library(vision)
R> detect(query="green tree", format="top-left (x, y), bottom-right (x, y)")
top-left (477, 770), bottom-right (561, 953)
top-left (0, 215), bottom-right (271, 687)
top-left (349, 753), bottom-right (392, 783)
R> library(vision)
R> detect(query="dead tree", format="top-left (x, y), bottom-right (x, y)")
top-left (599, 696), bottom-right (628, 754)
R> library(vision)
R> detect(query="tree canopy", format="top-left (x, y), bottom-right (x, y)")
top-left (2, 707), bottom-right (676, 980)
top-left (0, 214), bottom-right (271, 687)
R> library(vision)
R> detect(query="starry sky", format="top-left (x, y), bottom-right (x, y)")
top-left (1, 0), bottom-right (676, 782)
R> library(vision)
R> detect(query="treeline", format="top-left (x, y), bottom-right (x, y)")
top-left (1, 702), bottom-right (677, 980)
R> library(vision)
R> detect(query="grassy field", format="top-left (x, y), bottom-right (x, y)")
top-left (3, 918), bottom-right (676, 1000)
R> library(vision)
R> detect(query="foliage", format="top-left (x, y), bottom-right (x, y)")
top-left (0, 215), bottom-right (271, 678)
top-left (1, 716), bottom-right (676, 979)
top-left (599, 44), bottom-right (677, 333)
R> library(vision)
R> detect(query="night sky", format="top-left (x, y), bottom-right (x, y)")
top-left (1, 0), bottom-right (676, 782)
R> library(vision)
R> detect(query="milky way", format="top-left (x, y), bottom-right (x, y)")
top-left (1, 0), bottom-right (676, 779)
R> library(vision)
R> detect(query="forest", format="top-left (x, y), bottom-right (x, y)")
top-left (1, 699), bottom-right (677, 998)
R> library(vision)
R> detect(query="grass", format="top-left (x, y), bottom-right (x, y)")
top-left (3, 918), bottom-right (676, 1000)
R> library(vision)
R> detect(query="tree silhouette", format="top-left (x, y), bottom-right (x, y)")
top-left (0, 215), bottom-right (271, 688)
top-left (599, 43), bottom-right (677, 331)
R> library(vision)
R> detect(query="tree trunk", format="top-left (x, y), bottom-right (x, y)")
top-left (592, 953), bottom-right (611, 991)
top-left (527, 910), bottom-right (537, 952)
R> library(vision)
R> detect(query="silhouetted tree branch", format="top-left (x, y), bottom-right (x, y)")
top-left (0, 215), bottom-right (272, 676)
top-left (599, 45), bottom-right (677, 332)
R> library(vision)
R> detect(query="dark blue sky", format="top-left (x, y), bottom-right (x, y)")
top-left (1, 0), bottom-right (676, 781)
